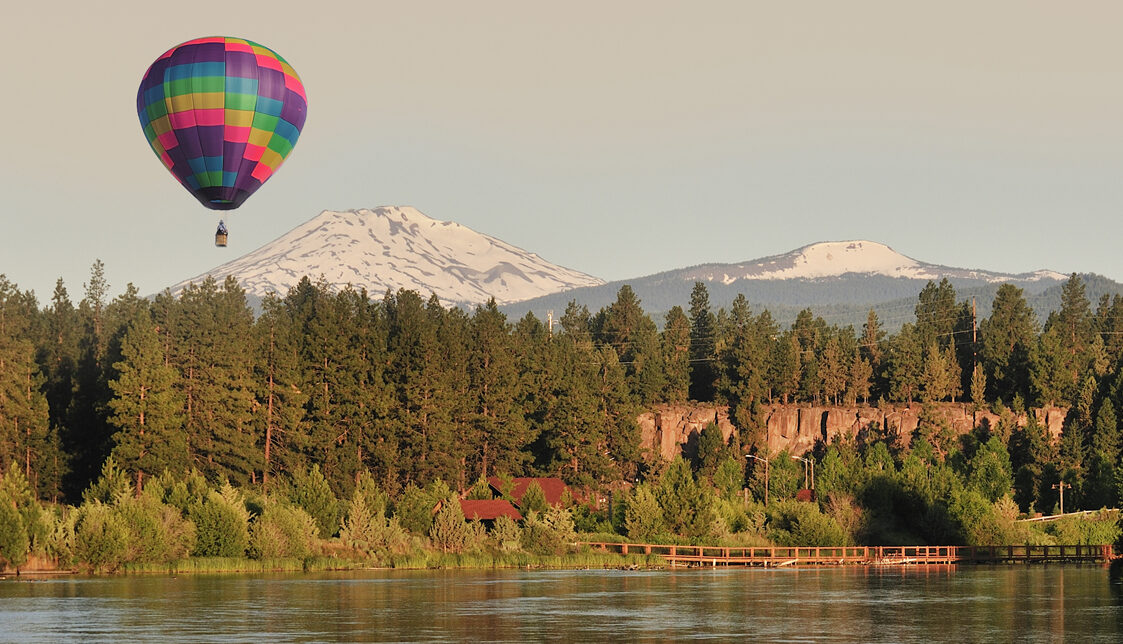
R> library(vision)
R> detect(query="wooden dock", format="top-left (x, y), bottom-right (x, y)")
top-left (579, 542), bottom-right (1117, 567)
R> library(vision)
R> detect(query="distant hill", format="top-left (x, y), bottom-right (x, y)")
top-left (165, 212), bottom-right (1123, 329)
top-left (501, 241), bottom-right (1119, 330)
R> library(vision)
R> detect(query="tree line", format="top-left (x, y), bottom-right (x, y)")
top-left (3, 264), bottom-right (1123, 513)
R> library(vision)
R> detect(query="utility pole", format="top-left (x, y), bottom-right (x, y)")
top-left (1052, 481), bottom-right (1072, 515)
top-left (547, 310), bottom-right (554, 336)
top-left (971, 297), bottom-right (977, 367)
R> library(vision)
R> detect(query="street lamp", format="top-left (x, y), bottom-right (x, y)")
top-left (1051, 478), bottom-right (1069, 514)
top-left (791, 455), bottom-right (814, 490)
top-left (745, 454), bottom-right (769, 506)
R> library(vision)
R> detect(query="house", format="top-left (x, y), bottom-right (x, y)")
top-left (487, 477), bottom-right (571, 509)
top-left (457, 498), bottom-right (523, 527)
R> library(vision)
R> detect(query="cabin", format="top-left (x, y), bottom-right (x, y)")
top-left (487, 477), bottom-right (572, 509)
top-left (457, 499), bottom-right (522, 529)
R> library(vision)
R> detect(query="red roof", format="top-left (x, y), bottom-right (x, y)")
top-left (487, 477), bottom-right (570, 507)
top-left (459, 498), bottom-right (523, 521)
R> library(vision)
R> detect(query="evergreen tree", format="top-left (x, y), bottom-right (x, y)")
top-left (0, 277), bottom-right (54, 499)
top-left (846, 355), bottom-right (873, 405)
top-left (167, 277), bottom-right (259, 485)
top-left (598, 285), bottom-right (664, 404)
top-left (857, 307), bottom-right (884, 393)
top-left (660, 306), bottom-right (691, 403)
top-left (66, 261), bottom-right (115, 498)
top-left (915, 279), bottom-right (958, 349)
top-left (770, 333), bottom-right (801, 404)
top-left (980, 283), bottom-right (1037, 405)
top-left (687, 282), bottom-right (717, 402)
top-left (655, 456), bottom-right (713, 539)
top-left (819, 335), bottom-right (847, 405)
top-left (107, 311), bottom-right (186, 492)
top-left (623, 483), bottom-right (665, 540)
top-left (467, 300), bottom-right (530, 481)
top-left (253, 294), bottom-right (308, 489)
top-left (1036, 274), bottom-right (1099, 406)
top-left (886, 324), bottom-right (922, 403)
top-left (920, 342), bottom-right (960, 403)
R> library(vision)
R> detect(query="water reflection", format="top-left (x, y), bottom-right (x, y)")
top-left (1, 565), bottom-right (1120, 642)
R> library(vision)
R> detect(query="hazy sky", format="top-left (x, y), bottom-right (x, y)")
top-left (3, 1), bottom-right (1122, 303)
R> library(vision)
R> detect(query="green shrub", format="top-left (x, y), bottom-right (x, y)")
top-left (249, 501), bottom-right (319, 560)
top-left (82, 457), bottom-right (133, 505)
top-left (290, 465), bottom-right (340, 538)
top-left (520, 482), bottom-right (548, 514)
top-left (521, 507), bottom-right (577, 555)
top-left (395, 484), bottom-right (436, 535)
top-left (189, 490), bottom-right (249, 557)
top-left (624, 484), bottom-right (665, 541)
top-left (0, 490), bottom-right (29, 569)
top-left (114, 495), bottom-right (195, 563)
top-left (159, 469), bottom-right (211, 514)
top-left (429, 498), bottom-right (469, 553)
top-left (74, 502), bottom-right (129, 571)
top-left (491, 515), bottom-right (521, 551)
top-left (767, 500), bottom-right (848, 547)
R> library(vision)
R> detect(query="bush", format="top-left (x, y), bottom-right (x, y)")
top-left (767, 500), bottom-right (848, 547)
top-left (114, 495), bottom-right (195, 563)
top-left (189, 490), bottom-right (250, 557)
top-left (74, 502), bottom-right (129, 571)
top-left (249, 501), bottom-right (319, 560)
top-left (82, 457), bottom-right (132, 505)
top-left (624, 484), bottom-right (665, 541)
top-left (0, 490), bottom-right (29, 569)
top-left (429, 498), bottom-right (469, 554)
top-left (521, 507), bottom-right (577, 555)
top-left (340, 490), bottom-right (381, 555)
top-left (290, 465), bottom-right (340, 539)
top-left (395, 484), bottom-right (445, 536)
top-left (520, 482), bottom-right (548, 514)
top-left (491, 515), bottom-right (521, 552)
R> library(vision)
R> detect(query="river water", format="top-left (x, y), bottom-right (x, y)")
top-left (2, 565), bottom-right (1121, 642)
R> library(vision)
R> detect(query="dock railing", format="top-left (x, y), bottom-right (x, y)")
top-left (578, 542), bottom-right (1117, 566)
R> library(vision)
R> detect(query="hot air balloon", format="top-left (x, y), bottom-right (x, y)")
top-left (137, 37), bottom-right (307, 245)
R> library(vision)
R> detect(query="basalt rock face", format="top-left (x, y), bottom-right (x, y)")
top-left (638, 403), bottom-right (1067, 460)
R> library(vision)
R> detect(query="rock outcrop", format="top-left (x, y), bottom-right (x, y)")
top-left (638, 403), bottom-right (1067, 461)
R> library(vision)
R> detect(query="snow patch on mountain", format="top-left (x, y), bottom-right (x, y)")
top-left (169, 207), bottom-right (603, 307)
top-left (684, 241), bottom-right (1067, 284)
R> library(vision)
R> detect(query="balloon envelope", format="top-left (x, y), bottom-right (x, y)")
top-left (137, 37), bottom-right (307, 210)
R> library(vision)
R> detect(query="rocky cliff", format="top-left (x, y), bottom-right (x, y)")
top-left (637, 403), bottom-right (1068, 461)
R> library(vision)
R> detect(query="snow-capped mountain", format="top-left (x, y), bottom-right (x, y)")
top-left (504, 240), bottom-right (1088, 330)
top-left (169, 207), bottom-right (603, 307)
top-left (681, 241), bottom-right (1067, 284)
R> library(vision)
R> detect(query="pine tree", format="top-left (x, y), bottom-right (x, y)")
top-left (66, 261), bottom-right (114, 498)
top-left (687, 282), bottom-right (717, 402)
top-left (970, 364), bottom-right (987, 410)
top-left (887, 324), bottom-right (922, 403)
top-left (107, 311), bottom-right (186, 492)
top-left (980, 283), bottom-right (1037, 405)
top-left (165, 277), bottom-right (258, 485)
top-left (770, 333), bottom-right (802, 404)
top-left (253, 294), bottom-right (309, 489)
top-left (660, 306), bottom-right (691, 403)
top-left (467, 300), bottom-right (529, 481)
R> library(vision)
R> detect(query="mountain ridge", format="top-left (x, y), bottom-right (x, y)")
top-left (165, 206), bottom-right (1119, 330)
top-left (168, 206), bottom-right (603, 308)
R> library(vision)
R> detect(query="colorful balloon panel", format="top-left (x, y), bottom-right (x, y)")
top-left (137, 37), bottom-right (307, 210)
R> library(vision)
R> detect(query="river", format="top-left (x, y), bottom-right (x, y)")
top-left (2, 565), bottom-right (1122, 642)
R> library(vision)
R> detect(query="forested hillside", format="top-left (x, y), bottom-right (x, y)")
top-left (3, 264), bottom-right (1123, 551)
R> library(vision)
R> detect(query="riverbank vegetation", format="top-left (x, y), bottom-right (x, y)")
top-left (2, 265), bottom-right (1123, 572)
